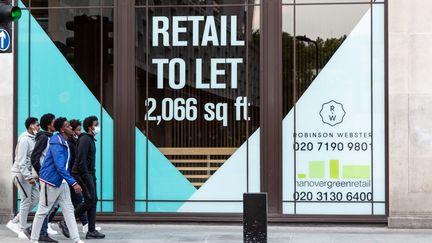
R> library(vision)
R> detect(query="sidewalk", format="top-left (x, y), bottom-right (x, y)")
top-left (2, 223), bottom-right (432, 242)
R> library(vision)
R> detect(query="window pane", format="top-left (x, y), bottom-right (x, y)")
top-left (282, 4), bottom-right (385, 215)
top-left (17, 7), bottom-right (114, 212)
top-left (135, 4), bottom-right (260, 213)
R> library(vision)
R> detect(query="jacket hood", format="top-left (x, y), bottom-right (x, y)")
top-left (22, 131), bottom-right (36, 139)
top-left (35, 130), bottom-right (53, 140)
top-left (67, 136), bottom-right (77, 144)
top-left (49, 133), bottom-right (68, 146)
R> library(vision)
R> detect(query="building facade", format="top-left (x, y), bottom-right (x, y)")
top-left (0, 0), bottom-right (429, 227)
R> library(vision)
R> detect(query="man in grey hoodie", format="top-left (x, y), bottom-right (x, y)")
top-left (10, 117), bottom-right (40, 238)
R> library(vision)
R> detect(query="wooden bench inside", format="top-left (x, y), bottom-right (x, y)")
top-left (159, 147), bottom-right (237, 188)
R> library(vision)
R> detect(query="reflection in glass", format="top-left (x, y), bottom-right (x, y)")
top-left (135, 4), bottom-right (260, 211)
top-left (25, 7), bottom-right (114, 212)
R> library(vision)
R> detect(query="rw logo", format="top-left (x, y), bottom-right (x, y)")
top-left (320, 100), bottom-right (346, 126)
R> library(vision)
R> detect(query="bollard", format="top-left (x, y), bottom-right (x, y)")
top-left (243, 193), bottom-right (268, 243)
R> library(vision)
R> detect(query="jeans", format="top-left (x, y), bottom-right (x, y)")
top-left (40, 217), bottom-right (48, 236)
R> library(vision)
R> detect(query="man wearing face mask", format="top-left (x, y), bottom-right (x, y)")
top-left (9, 117), bottom-right (40, 239)
top-left (72, 116), bottom-right (105, 239)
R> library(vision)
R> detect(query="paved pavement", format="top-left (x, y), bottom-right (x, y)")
top-left (2, 223), bottom-right (432, 242)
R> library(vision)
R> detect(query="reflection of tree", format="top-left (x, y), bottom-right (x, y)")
top-left (282, 32), bottom-right (346, 116)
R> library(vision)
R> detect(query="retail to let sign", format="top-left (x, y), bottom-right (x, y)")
top-left (147, 15), bottom-right (249, 127)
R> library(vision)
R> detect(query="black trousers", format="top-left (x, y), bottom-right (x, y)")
top-left (73, 174), bottom-right (97, 232)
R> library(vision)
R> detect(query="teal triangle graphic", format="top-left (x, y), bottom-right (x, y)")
top-left (17, 1), bottom-right (196, 212)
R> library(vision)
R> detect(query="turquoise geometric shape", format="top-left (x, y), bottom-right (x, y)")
top-left (18, 0), bottom-right (196, 212)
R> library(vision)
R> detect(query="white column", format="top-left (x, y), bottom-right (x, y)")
top-left (0, 28), bottom-right (14, 223)
top-left (389, 0), bottom-right (432, 228)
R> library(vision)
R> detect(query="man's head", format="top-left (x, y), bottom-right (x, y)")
top-left (54, 117), bottom-right (74, 137)
top-left (70, 119), bottom-right (82, 137)
top-left (25, 117), bottom-right (40, 135)
top-left (40, 113), bottom-right (56, 133)
top-left (83, 116), bottom-right (99, 135)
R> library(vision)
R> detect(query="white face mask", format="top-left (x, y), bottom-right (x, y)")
top-left (31, 125), bottom-right (38, 135)
top-left (93, 126), bottom-right (101, 135)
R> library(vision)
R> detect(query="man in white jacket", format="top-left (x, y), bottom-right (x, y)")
top-left (9, 117), bottom-right (40, 238)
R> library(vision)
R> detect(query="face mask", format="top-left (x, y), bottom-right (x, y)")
top-left (31, 126), bottom-right (38, 135)
top-left (93, 126), bottom-right (101, 135)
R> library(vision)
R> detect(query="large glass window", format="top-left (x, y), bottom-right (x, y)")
top-left (135, 0), bottom-right (260, 213)
top-left (17, 0), bottom-right (114, 212)
top-left (282, 1), bottom-right (386, 215)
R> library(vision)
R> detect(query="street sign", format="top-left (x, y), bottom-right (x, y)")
top-left (0, 28), bottom-right (11, 52)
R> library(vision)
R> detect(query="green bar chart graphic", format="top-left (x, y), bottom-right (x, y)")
top-left (297, 160), bottom-right (370, 180)
top-left (309, 161), bottom-right (325, 179)
top-left (330, 160), bottom-right (339, 179)
top-left (342, 165), bottom-right (370, 179)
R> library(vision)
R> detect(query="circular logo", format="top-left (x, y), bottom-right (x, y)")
top-left (0, 29), bottom-right (11, 52)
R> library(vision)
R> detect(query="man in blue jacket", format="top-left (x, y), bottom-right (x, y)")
top-left (26, 117), bottom-right (84, 243)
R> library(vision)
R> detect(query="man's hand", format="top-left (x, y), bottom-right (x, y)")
top-left (27, 178), bottom-right (36, 185)
top-left (73, 184), bottom-right (82, 193)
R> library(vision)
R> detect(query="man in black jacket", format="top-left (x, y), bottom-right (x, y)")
top-left (30, 113), bottom-right (58, 243)
top-left (72, 116), bottom-right (105, 239)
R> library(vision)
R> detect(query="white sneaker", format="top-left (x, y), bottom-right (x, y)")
top-left (75, 240), bottom-right (85, 243)
top-left (48, 223), bottom-right (58, 235)
top-left (82, 224), bottom-right (88, 234)
top-left (17, 230), bottom-right (28, 239)
top-left (11, 214), bottom-right (20, 224)
top-left (82, 224), bottom-right (101, 234)
top-left (6, 220), bottom-right (21, 235)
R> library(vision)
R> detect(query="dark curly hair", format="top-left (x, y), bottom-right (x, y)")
top-left (69, 119), bottom-right (82, 131)
top-left (40, 113), bottom-right (55, 131)
top-left (54, 117), bottom-right (67, 132)
top-left (25, 117), bottom-right (38, 129)
top-left (83, 116), bottom-right (98, 133)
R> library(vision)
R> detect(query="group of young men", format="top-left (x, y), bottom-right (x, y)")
top-left (7, 114), bottom-right (105, 243)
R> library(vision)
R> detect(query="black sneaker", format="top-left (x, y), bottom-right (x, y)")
top-left (23, 226), bottom-right (32, 240)
top-left (86, 230), bottom-right (105, 239)
top-left (39, 235), bottom-right (59, 243)
top-left (58, 220), bottom-right (70, 238)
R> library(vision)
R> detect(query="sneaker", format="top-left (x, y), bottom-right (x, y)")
top-left (12, 214), bottom-right (20, 224)
top-left (82, 224), bottom-right (102, 234)
top-left (39, 235), bottom-right (59, 243)
top-left (57, 220), bottom-right (70, 238)
top-left (18, 230), bottom-right (28, 239)
top-left (48, 223), bottom-right (58, 235)
top-left (75, 240), bottom-right (85, 243)
top-left (85, 231), bottom-right (105, 239)
top-left (6, 220), bottom-right (21, 235)
top-left (23, 226), bottom-right (32, 240)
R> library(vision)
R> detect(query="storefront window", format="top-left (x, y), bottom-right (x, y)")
top-left (17, 1), bottom-right (114, 212)
top-left (282, 2), bottom-right (385, 215)
top-left (135, 1), bottom-right (260, 213)
top-left (15, 0), bottom-right (386, 218)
